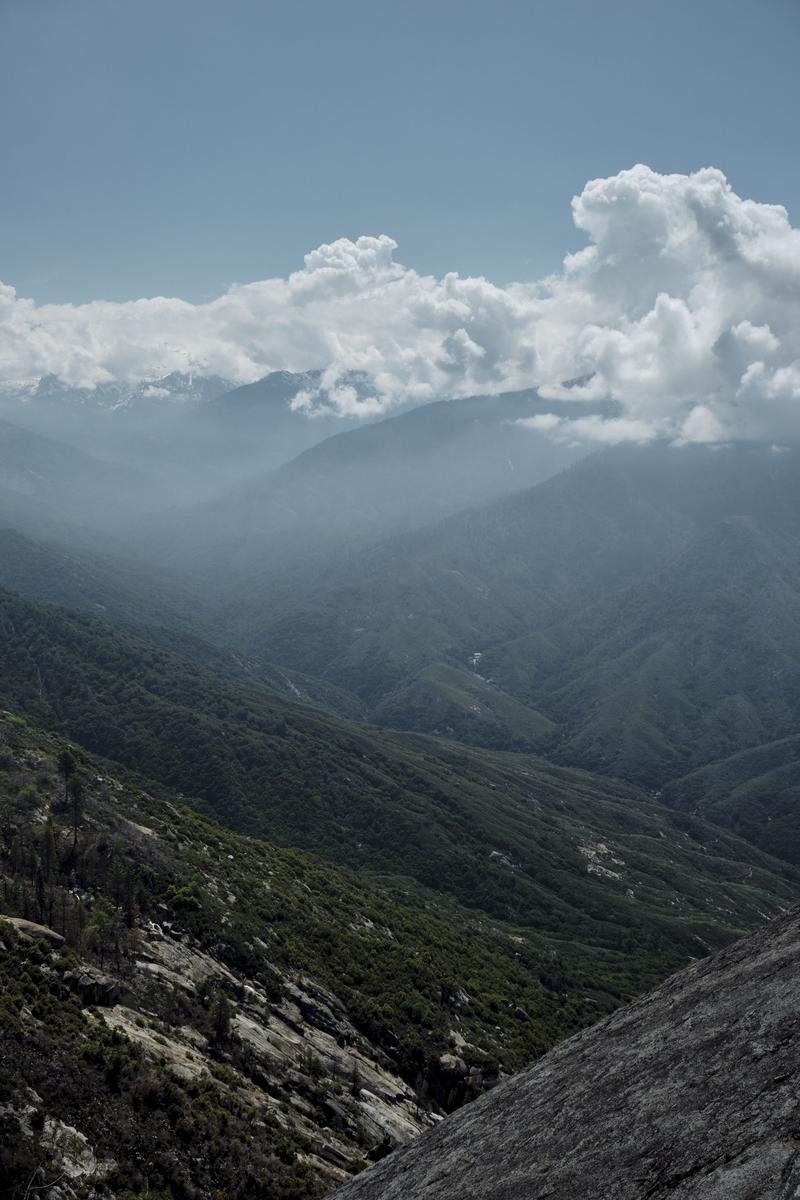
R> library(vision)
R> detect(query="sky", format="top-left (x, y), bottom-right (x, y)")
top-left (1, 0), bottom-right (800, 447)
top-left (1, 0), bottom-right (798, 304)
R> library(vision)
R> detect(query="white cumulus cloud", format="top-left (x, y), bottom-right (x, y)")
top-left (529, 165), bottom-right (800, 445)
top-left (2, 164), bottom-right (800, 443)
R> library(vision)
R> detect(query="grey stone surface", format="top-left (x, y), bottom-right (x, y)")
top-left (0, 915), bottom-right (65, 946)
top-left (333, 906), bottom-right (800, 1200)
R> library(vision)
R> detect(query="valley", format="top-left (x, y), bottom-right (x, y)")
top-left (1, 373), bottom-right (798, 1197)
top-left (3, 20), bottom-right (798, 1193)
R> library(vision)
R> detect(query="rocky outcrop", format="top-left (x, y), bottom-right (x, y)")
top-left (0, 915), bottom-right (65, 946)
top-left (0, 1089), bottom-right (115, 1185)
top-left (80, 920), bottom-right (434, 1188)
top-left (63, 964), bottom-right (123, 1006)
top-left (333, 905), bottom-right (800, 1200)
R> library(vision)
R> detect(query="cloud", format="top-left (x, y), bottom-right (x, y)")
top-left (2, 165), bottom-right (800, 443)
top-left (529, 165), bottom-right (800, 444)
top-left (517, 413), bottom-right (657, 444)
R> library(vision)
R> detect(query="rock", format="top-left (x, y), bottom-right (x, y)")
top-left (321, 1097), bottom-right (353, 1131)
top-left (438, 1053), bottom-right (467, 1076)
top-left (285, 977), bottom-right (346, 1038)
top-left (0, 1090), bottom-right (114, 1183)
top-left (63, 965), bottom-right (123, 1006)
top-left (332, 905), bottom-right (800, 1200)
top-left (41, 1117), bottom-right (115, 1182)
top-left (309, 1138), bottom-right (354, 1169)
top-left (99, 1006), bottom-right (210, 1081)
top-left (0, 916), bottom-right (65, 947)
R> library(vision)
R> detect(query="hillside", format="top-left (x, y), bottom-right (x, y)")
top-left (4, 433), bottom-right (799, 863)
top-left (0, 585), bottom-right (797, 1007)
top-left (0, 526), bottom-right (201, 629)
top-left (0, 527), bottom-right (366, 721)
top-left (229, 443), bottom-right (800, 815)
top-left (662, 734), bottom-right (800, 864)
top-left (229, 442), bottom-right (715, 704)
top-left (0, 418), bottom-right (158, 534)
top-left (528, 514), bottom-right (800, 784)
top-left (0, 713), bottom-right (595, 1195)
top-left (333, 902), bottom-right (800, 1200)
top-left (0, 372), bottom-right (363, 508)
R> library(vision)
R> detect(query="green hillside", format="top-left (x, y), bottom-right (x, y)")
top-left (0, 585), bottom-right (797, 1001)
top-left (662, 735), bottom-right (800, 863)
top-left (0, 715), bottom-right (592, 1195)
top-left (515, 515), bottom-right (800, 785)
top-left (224, 444), bottom-right (800, 831)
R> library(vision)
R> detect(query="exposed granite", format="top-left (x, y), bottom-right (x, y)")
top-left (334, 906), bottom-right (800, 1200)
top-left (0, 915), bottom-right (65, 946)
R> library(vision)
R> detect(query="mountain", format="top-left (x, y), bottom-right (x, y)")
top-left (0, 371), bottom-right (231, 414)
top-left (0, 373), bottom-right (231, 476)
top-left (0, 584), bottom-right (797, 1008)
top-left (333, 902), bottom-right (800, 1200)
top-left (181, 370), bottom-right (372, 485)
top-left (0, 371), bottom-right (363, 507)
top-left (0, 418), bottom-right (161, 534)
top-left (529, 513), bottom-right (800, 784)
top-left (6, 426), bottom-right (797, 866)
top-left (1, 392), bottom-right (800, 1197)
top-left (0, 526), bottom-right (362, 720)
top-left (0, 526), bottom-right (199, 627)
top-left (229, 441), bottom-right (712, 702)
top-left (141, 388), bottom-right (592, 574)
top-left (230, 442), bottom-right (800, 816)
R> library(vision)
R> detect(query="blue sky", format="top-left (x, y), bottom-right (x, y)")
top-left (1, 0), bottom-right (798, 304)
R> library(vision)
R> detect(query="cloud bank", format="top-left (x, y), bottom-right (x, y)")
top-left (2, 164), bottom-right (800, 443)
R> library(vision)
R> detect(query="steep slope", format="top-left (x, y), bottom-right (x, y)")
top-left (0, 526), bottom-right (365, 720)
top-left (532, 514), bottom-right (800, 783)
top-left (372, 661), bottom-right (555, 751)
top-left (334, 903), bottom-right (800, 1200)
top-left (0, 526), bottom-right (201, 628)
top-left (235, 441), bottom-right (721, 700)
top-left (0, 714), bottom-right (592, 1196)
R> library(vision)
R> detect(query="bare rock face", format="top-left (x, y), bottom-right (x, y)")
top-left (334, 906), bottom-right (800, 1200)
top-left (63, 964), bottom-right (123, 1006)
top-left (0, 916), bottom-right (65, 947)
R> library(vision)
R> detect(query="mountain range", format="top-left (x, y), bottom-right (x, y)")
top-left (1, 369), bottom-right (799, 1195)
top-left (198, 442), bottom-right (800, 840)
